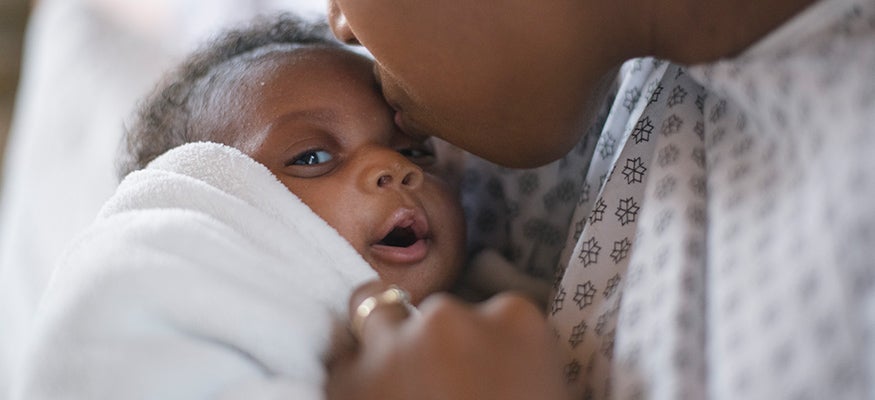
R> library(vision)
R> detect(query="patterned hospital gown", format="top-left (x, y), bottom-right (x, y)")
top-left (460, 0), bottom-right (875, 398)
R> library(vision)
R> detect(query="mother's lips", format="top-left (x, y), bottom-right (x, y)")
top-left (394, 111), bottom-right (406, 130)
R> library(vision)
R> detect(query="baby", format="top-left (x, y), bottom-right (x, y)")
top-left (14, 14), bottom-right (465, 400)
top-left (118, 14), bottom-right (467, 305)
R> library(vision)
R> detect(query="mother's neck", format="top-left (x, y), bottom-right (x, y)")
top-left (644, 0), bottom-right (817, 63)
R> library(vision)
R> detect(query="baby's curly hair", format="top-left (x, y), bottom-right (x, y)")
top-left (117, 13), bottom-right (341, 178)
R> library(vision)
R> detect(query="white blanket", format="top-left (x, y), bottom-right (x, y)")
top-left (14, 142), bottom-right (377, 399)
top-left (0, 2), bottom-right (334, 396)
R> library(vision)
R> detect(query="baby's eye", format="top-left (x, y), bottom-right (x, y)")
top-left (290, 149), bottom-right (333, 166)
top-left (398, 147), bottom-right (436, 166)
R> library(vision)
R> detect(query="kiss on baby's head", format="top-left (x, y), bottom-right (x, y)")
top-left (119, 14), bottom-right (466, 303)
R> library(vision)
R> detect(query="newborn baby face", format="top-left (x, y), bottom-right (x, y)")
top-left (228, 46), bottom-right (465, 303)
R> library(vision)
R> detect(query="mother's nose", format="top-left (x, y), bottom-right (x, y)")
top-left (358, 149), bottom-right (424, 192)
top-left (327, 0), bottom-right (360, 45)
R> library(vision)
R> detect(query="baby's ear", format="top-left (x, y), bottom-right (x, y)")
top-left (431, 138), bottom-right (467, 187)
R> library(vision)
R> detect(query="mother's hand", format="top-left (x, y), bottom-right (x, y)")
top-left (326, 281), bottom-right (571, 400)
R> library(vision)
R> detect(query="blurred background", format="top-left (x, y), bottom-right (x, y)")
top-left (0, 0), bottom-right (28, 178)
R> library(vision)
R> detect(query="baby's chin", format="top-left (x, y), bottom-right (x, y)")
top-left (372, 269), bottom-right (455, 306)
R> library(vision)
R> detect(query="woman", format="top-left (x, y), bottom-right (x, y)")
top-left (326, 0), bottom-right (875, 398)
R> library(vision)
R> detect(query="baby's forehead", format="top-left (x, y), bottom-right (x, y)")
top-left (197, 44), bottom-right (383, 147)
top-left (231, 45), bottom-right (369, 81)
top-left (199, 45), bottom-right (372, 114)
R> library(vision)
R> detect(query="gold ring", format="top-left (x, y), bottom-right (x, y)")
top-left (351, 285), bottom-right (412, 340)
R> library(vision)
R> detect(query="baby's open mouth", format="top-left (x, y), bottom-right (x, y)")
top-left (378, 226), bottom-right (418, 248)
top-left (370, 208), bottom-right (430, 265)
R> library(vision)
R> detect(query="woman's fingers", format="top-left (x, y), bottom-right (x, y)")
top-left (329, 281), bottom-right (573, 400)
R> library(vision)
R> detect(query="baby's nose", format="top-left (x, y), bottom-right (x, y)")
top-left (360, 148), bottom-right (424, 192)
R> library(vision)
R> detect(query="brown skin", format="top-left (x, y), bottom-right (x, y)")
top-left (328, 0), bottom-right (633, 168)
top-left (324, 0), bottom-right (817, 398)
top-left (328, 0), bottom-right (815, 168)
top-left (212, 47), bottom-right (466, 304)
top-left (328, 281), bottom-right (572, 400)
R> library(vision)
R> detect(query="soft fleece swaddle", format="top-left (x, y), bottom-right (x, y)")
top-left (14, 142), bottom-right (377, 399)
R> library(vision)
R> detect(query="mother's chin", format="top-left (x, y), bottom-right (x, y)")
top-left (436, 120), bottom-right (586, 169)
